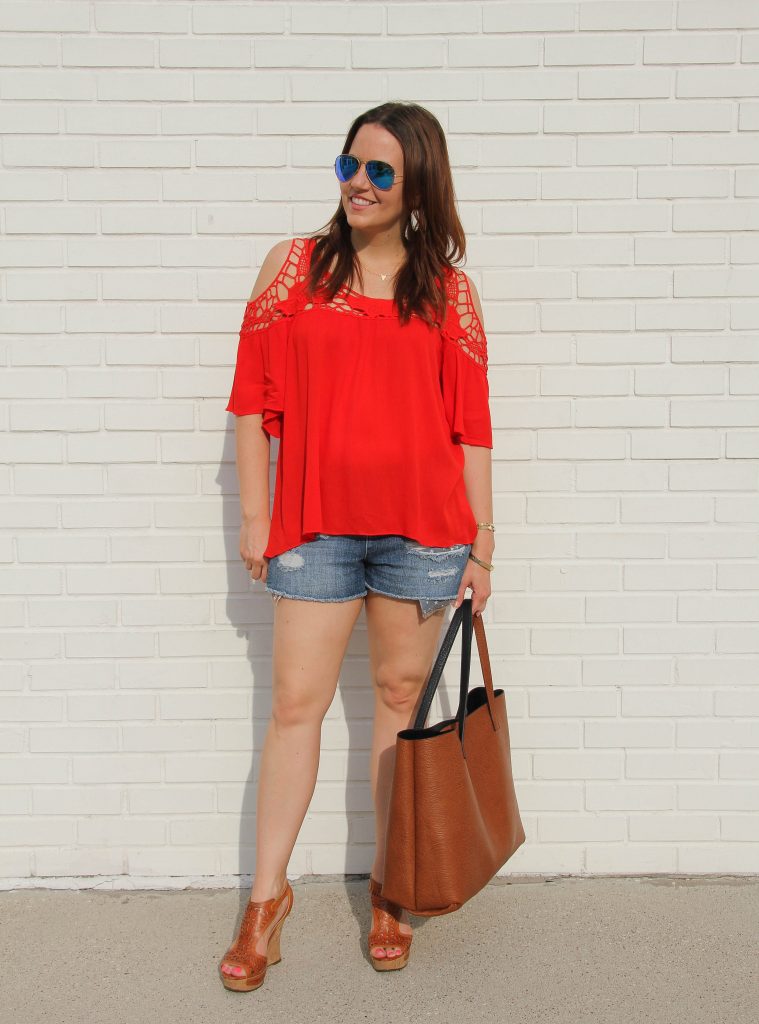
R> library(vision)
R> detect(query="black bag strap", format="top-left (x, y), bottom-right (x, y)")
top-left (412, 598), bottom-right (475, 757)
top-left (412, 599), bottom-right (501, 752)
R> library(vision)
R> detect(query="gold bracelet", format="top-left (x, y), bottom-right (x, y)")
top-left (476, 521), bottom-right (495, 532)
top-left (468, 552), bottom-right (493, 572)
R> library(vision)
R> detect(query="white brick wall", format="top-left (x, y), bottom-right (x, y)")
top-left (1, 1), bottom-right (758, 887)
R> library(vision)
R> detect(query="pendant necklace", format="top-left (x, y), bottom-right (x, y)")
top-left (356, 255), bottom-right (404, 282)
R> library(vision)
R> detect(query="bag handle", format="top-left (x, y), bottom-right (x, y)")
top-left (412, 598), bottom-right (500, 757)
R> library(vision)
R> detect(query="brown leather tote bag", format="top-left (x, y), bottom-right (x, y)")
top-left (381, 598), bottom-right (525, 916)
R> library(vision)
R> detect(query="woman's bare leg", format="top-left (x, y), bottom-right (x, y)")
top-left (364, 593), bottom-right (448, 960)
top-left (221, 594), bottom-right (363, 979)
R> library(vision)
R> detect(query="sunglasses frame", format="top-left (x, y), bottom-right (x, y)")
top-left (334, 154), bottom-right (404, 192)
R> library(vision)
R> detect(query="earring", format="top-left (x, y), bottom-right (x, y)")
top-left (407, 208), bottom-right (420, 233)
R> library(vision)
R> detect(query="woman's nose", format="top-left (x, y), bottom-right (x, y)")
top-left (351, 164), bottom-right (372, 190)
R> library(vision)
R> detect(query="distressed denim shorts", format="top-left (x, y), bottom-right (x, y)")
top-left (265, 533), bottom-right (472, 619)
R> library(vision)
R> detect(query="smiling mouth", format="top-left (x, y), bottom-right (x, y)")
top-left (349, 195), bottom-right (376, 207)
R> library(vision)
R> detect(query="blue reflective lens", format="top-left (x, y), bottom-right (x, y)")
top-left (335, 154), bottom-right (359, 182)
top-left (366, 160), bottom-right (395, 189)
top-left (334, 155), bottom-right (396, 191)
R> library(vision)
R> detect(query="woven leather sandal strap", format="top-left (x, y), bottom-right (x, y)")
top-left (368, 887), bottom-right (412, 950)
top-left (222, 949), bottom-right (267, 974)
top-left (369, 916), bottom-right (411, 944)
top-left (222, 895), bottom-right (284, 974)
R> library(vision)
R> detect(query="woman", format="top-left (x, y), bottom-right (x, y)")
top-left (219, 101), bottom-right (495, 991)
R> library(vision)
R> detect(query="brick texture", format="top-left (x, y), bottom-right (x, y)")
top-left (1, 1), bottom-right (757, 884)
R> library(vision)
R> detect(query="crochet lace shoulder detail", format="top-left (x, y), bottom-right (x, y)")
top-left (443, 268), bottom-right (488, 371)
top-left (241, 237), bottom-right (310, 332)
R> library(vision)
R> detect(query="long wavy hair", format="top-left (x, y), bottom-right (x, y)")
top-left (303, 101), bottom-right (467, 329)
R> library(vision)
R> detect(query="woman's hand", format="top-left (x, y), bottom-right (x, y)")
top-left (240, 514), bottom-right (271, 584)
top-left (452, 558), bottom-right (492, 618)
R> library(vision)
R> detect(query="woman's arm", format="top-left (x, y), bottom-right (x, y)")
top-left (451, 274), bottom-right (495, 615)
top-left (233, 239), bottom-right (293, 524)
top-left (462, 443), bottom-right (495, 563)
top-left (461, 273), bottom-right (495, 561)
top-left (235, 414), bottom-right (271, 522)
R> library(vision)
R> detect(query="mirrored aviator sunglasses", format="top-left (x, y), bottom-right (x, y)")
top-left (334, 154), bottom-right (402, 192)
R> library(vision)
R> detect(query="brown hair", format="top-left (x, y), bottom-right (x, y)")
top-left (303, 101), bottom-right (467, 329)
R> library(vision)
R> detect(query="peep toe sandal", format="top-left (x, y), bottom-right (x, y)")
top-left (219, 879), bottom-right (294, 992)
top-left (368, 875), bottom-right (412, 971)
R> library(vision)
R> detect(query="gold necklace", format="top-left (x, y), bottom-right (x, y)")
top-left (356, 254), bottom-right (405, 282)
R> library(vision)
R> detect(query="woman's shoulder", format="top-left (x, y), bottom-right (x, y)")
top-left (241, 238), bottom-right (316, 332)
top-left (250, 237), bottom-right (316, 300)
top-left (439, 265), bottom-right (488, 371)
top-left (447, 266), bottom-right (485, 325)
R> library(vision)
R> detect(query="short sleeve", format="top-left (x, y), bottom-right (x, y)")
top-left (440, 270), bottom-right (493, 449)
top-left (225, 238), bottom-right (306, 437)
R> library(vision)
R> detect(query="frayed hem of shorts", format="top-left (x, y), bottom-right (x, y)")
top-left (364, 583), bottom-right (458, 604)
top-left (364, 584), bottom-right (457, 617)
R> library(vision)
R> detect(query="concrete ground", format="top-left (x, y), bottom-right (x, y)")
top-left (1, 875), bottom-right (757, 1024)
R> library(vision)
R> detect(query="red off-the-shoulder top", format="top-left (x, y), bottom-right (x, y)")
top-left (226, 236), bottom-right (492, 561)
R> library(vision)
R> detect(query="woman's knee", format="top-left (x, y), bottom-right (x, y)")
top-left (271, 685), bottom-right (328, 729)
top-left (373, 665), bottom-right (425, 711)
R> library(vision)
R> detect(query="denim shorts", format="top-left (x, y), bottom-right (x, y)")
top-left (265, 533), bottom-right (472, 619)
